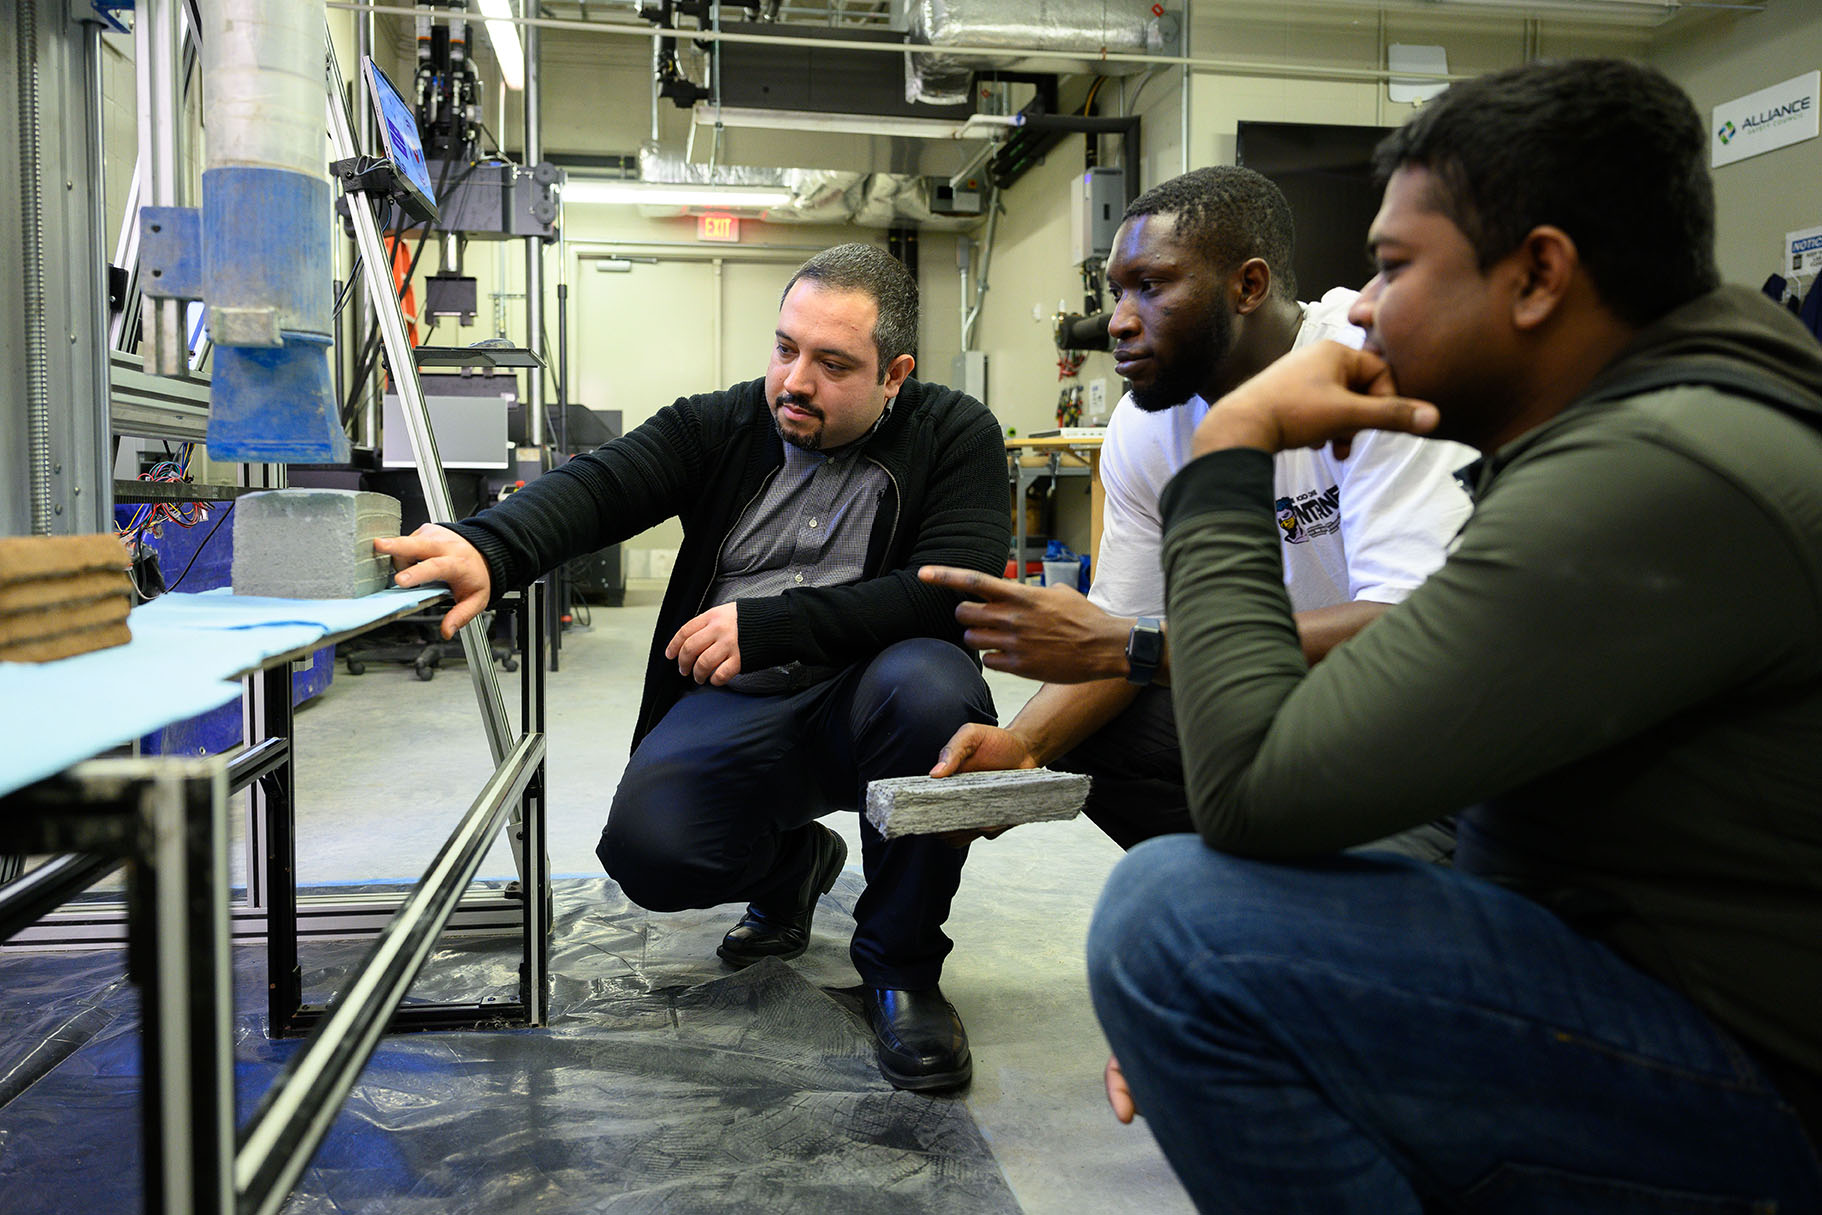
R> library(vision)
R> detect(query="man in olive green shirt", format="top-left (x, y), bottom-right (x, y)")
top-left (928, 58), bottom-right (1822, 1210)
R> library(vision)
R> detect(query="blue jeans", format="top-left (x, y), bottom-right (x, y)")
top-left (599, 638), bottom-right (995, 990)
top-left (1086, 837), bottom-right (1822, 1213)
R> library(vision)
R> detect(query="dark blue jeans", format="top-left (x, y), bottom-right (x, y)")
top-left (1086, 836), bottom-right (1822, 1213)
top-left (598, 638), bottom-right (995, 990)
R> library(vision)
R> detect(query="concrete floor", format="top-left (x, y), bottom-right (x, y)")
top-left (280, 585), bottom-right (1194, 1214)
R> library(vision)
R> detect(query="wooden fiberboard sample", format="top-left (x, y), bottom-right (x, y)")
top-left (0, 534), bottom-right (132, 663)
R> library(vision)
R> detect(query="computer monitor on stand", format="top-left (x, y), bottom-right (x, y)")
top-left (360, 56), bottom-right (439, 225)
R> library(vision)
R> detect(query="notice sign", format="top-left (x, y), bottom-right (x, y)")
top-left (1712, 71), bottom-right (1820, 168)
top-left (1787, 224), bottom-right (1822, 277)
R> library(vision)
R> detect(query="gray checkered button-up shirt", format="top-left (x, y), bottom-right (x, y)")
top-left (708, 435), bottom-right (889, 693)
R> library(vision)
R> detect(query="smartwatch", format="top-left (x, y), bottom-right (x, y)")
top-left (1125, 616), bottom-right (1163, 686)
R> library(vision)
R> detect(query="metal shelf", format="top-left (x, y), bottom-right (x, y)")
top-left (412, 345), bottom-right (544, 370)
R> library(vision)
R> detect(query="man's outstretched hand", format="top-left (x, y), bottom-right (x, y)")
top-left (918, 565), bottom-right (1131, 683)
top-left (1193, 339), bottom-right (1439, 461)
top-left (373, 524), bottom-right (492, 639)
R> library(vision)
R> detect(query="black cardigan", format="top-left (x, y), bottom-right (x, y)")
top-left (449, 376), bottom-right (1010, 746)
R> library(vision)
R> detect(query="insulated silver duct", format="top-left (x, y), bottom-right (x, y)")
top-left (631, 143), bottom-right (978, 228)
top-left (902, 0), bottom-right (1169, 105)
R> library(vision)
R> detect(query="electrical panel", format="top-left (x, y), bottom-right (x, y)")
top-left (1070, 167), bottom-right (1124, 265)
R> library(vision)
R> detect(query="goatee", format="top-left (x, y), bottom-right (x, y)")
top-left (775, 394), bottom-right (824, 451)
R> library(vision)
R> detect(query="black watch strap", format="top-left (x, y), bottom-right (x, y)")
top-left (1125, 616), bottom-right (1163, 686)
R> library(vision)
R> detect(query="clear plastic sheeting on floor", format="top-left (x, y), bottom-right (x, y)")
top-left (0, 875), bottom-right (1022, 1213)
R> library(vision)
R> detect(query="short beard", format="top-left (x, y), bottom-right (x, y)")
top-left (774, 393), bottom-right (825, 451)
top-left (1128, 304), bottom-right (1234, 413)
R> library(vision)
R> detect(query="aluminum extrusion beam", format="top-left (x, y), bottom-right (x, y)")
top-left (0, 852), bottom-right (124, 943)
top-left (137, 0), bottom-right (188, 377)
top-left (235, 732), bottom-right (545, 1215)
top-left (524, 1), bottom-right (546, 449)
top-left (110, 348), bottom-right (212, 440)
top-left (326, 41), bottom-right (514, 765)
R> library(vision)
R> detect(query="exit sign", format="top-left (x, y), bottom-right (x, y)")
top-left (698, 213), bottom-right (740, 243)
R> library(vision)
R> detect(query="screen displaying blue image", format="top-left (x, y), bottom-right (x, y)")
top-left (362, 57), bottom-right (437, 212)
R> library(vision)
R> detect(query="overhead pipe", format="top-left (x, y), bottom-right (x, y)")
top-left (962, 184), bottom-right (1001, 349)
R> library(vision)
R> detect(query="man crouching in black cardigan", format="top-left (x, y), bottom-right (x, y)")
top-left (376, 243), bottom-right (1010, 1092)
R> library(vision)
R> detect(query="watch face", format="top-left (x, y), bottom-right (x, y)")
top-left (1127, 620), bottom-right (1163, 669)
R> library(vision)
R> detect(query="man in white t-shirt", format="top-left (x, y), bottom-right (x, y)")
top-left (924, 166), bottom-right (1473, 853)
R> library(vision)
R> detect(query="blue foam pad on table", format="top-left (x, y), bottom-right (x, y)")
top-left (0, 587), bottom-right (444, 798)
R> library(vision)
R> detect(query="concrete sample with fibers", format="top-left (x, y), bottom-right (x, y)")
top-left (232, 490), bottom-right (402, 599)
top-left (864, 769), bottom-right (1091, 839)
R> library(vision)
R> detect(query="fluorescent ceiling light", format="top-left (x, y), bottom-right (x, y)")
top-left (474, 0), bottom-right (525, 91)
top-left (691, 105), bottom-right (1001, 141)
top-left (562, 180), bottom-right (796, 209)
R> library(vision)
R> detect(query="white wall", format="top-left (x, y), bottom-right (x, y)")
top-left (964, 5), bottom-right (1652, 440)
top-left (1651, 0), bottom-right (1822, 288)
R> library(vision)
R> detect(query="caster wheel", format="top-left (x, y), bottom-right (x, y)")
top-left (346, 660), bottom-right (366, 675)
top-left (502, 655), bottom-right (519, 672)
top-left (414, 662), bottom-right (435, 682)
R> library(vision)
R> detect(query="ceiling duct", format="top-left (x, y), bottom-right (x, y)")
top-left (900, 0), bottom-right (1178, 105)
top-left (679, 20), bottom-right (1000, 176)
top-left (1196, 0), bottom-right (1761, 26)
top-left (633, 142), bottom-right (983, 229)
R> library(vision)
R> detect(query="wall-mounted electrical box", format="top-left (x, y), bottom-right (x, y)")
top-left (1070, 167), bottom-right (1125, 265)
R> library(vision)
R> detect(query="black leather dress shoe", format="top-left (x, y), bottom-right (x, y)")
top-left (865, 985), bottom-right (973, 1092)
top-left (717, 823), bottom-right (848, 968)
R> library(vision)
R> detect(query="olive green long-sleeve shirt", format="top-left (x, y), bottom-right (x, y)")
top-left (1158, 286), bottom-right (1822, 1087)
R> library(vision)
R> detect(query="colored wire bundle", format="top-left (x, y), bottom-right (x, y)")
top-left (117, 442), bottom-right (209, 546)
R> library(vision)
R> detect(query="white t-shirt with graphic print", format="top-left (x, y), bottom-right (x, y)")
top-left (1087, 287), bottom-right (1476, 619)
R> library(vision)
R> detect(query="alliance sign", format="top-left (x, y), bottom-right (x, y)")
top-left (1712, 71), bottom-right (1820, 168)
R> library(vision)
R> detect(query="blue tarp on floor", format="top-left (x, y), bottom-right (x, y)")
top-left (0, 875), bottom-right (1019, 1214)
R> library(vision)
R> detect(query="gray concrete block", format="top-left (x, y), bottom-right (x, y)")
top-left (864, 769), bottom-right (1091, 839)
top-left (232, 489), bottom-right (402, 599)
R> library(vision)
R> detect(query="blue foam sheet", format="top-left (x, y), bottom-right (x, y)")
top-left (0, 586), bottom-right (444, 798)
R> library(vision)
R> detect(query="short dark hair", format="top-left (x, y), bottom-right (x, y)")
top-left (1122, 166), bottom-right (1299, 301)
top-left (782, 243), bottom-right (919, 382)
top-left (1373, 58), bottom-right (1718, 326)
